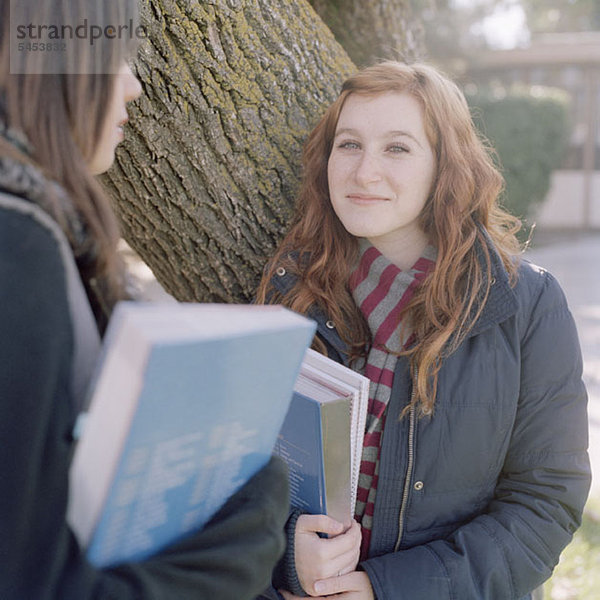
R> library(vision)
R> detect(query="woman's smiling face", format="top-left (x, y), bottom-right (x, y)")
top-left (327, 91), bottom-right (436, 251)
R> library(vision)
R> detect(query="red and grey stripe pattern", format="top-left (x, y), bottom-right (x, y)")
top-left (349, 240), bottom-right (436, 560)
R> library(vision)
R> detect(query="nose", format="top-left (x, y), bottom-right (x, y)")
top-left (354, 150), bottom-right (382, 186)
top-left (123, 63), bottom-right (142, 103)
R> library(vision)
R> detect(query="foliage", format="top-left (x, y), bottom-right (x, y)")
top-left (544, 496), bottom-right (600, 599)
top-left (418, 0), bottom-right (600, 74)
top-left (466, 85), bottom-right (570, 223)
top-left (419, 0), bottom-right (493, 72)
top-left (520, 0), bottom-right (600, 34)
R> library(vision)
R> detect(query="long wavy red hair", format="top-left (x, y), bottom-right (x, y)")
top-left (256, 61), bottom-right (521, 415)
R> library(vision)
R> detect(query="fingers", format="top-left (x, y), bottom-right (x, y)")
top-left (295, 519), bottom-right (362, 596)
top-left (296, 513), bottom-right (346, 536)
top-left (279, 590), bottom-right (326, 600)
top-left (279, 590), bottom-right (310, 600)
top-left (326, 543), bottom-right (361, 577)
top-left (323, 522), bottom-right (362, 575)
top-left (314, 571), bottom-right (374, 598)
top-left (296, 517), bottom-right (360, 570)
top-left (317, 520), bottom-right (360, 558)
top-left (280, 570), bottom-right (373, 600)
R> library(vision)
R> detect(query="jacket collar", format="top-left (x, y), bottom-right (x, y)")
top-left (270, 262), bottom-right (351, 365)
top-left (467, 226), bottom-right (519, 338)
top-left (270, 229), bottom-right (519, 360)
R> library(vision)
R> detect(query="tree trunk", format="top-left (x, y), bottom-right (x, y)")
top-left (309, 0), bottom-right (424, 67)
top-left (103, 0), bottom-right (416, 303)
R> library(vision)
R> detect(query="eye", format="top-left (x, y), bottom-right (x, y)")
top-left (337, 140), bottom-right (361, 150)
top-left (387, 143), bottom-right (409, 154)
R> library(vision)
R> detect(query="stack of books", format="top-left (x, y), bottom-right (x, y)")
top-left (67, 301), bottom-right (369, 567)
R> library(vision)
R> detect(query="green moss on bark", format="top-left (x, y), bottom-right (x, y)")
top-left (104, 0), bottom-right (354, 302)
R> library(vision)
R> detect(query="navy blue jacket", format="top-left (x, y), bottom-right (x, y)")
top-left (269, 237), bottom-right (591, 599)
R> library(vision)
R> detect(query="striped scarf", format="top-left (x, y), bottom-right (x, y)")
top-left (349, 240), bottom-right (436, 560)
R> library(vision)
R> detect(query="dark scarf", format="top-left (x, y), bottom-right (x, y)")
top-left (349, 239), bottom-right (436, 560)
top-left (0, 107), bottom-right (121, 334)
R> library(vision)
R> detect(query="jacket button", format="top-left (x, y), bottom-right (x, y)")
top-left (414, 481), bottom-right (424, 491)
top-left (491, 277), bottom-right (496, 285)
top-left (276, 267), bottom-right (286, 277)
top-left (325, 320), bottom-right (335, 329)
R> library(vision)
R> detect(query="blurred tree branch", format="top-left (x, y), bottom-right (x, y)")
top-left (308, 0), bottom-right (424, 66)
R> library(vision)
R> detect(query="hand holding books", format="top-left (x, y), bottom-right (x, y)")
top-left (293, 515), bottom-right (362, 597)
top-left (271, 349), bottom-right (369, 599)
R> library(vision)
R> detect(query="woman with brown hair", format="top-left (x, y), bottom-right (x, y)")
top-left (0, 1), bottom-right (288, 598)
top-left (257, 61), bottom-right (591, 599)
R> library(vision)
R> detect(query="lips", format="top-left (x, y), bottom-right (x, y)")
top-left (116, 116), bottom-right (128, 139)
top-left (346, 193), bottom-right (389, 204)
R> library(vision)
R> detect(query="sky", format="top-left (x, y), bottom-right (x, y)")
top-left (454, 0), bottom-right (530, 49)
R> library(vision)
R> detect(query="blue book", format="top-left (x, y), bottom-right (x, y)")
top-left (273, 349), bottom-right (369, 528)
top-left (67, 302), bottom-right (316, 567)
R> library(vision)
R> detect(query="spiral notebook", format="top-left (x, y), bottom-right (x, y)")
top-left (274, 349), bottom-right (369, 526)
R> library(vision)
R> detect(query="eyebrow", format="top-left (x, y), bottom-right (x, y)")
top-left (333, 127), bottom-right (425, 149)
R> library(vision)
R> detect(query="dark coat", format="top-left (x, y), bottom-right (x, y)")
top-left (270, 236), bottom-right (591, 600)
top-left (0, 188), bottom-right (289, 599)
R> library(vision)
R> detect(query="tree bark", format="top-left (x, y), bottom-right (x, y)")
top-left (309, 0), bottom-right (424, 67)
top-left (104, 0), bottom-right (420, 303)
top-left (103, 0), bottom-right (354, 303)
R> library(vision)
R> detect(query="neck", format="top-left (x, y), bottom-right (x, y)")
top-left (366, 227), bottom-right (429, 271)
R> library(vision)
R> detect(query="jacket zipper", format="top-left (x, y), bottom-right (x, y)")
top-left (394, 368), bottom-right (417, 552)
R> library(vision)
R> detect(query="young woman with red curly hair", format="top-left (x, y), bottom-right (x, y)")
top-left (256, 61), bottom-right (591, 600)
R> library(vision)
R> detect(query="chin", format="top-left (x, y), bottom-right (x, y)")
top-left (90, 153), bottom-right (117, 176)
top-left (338, 221), bottom-right (379, 239)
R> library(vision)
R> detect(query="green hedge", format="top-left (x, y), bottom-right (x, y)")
top-left (466, 85), bottom-right (570, 223)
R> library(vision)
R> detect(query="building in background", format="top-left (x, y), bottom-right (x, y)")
top-left (467, 32), bottom-right (600, 229)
